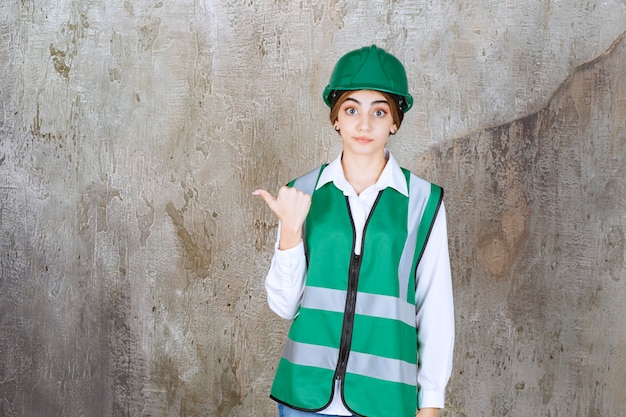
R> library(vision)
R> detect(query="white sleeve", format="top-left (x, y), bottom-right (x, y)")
top-left (414, 202), bottom-right (455, 409)
top-left (264, 222), bottom-right (307, 320)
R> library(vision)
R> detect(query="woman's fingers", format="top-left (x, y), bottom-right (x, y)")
top-left (252, 189), bottom-right (277, 209)
top-left (253, 186), bottom-right (311, 224)
top-left (254, 186), bottom-right (312, 250)
top-left (276, 186), bottom-right (311, 222)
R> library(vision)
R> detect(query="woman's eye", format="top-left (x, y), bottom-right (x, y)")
top-left (346, 107), bottom-right (357, 115)
top-left (374, 109), bottom-right (386, 117)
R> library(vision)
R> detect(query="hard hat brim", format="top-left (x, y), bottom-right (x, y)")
top-left (323, 86), bottom-right (414, 112)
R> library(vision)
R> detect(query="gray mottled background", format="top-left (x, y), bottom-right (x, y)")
top-left (1, 1), bottom-right (625, 416)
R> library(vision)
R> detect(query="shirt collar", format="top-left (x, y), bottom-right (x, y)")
top-left (316, 149), bottom-right (408, 197)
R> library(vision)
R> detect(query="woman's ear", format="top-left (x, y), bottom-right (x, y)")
top-left (390, 124), bottom-right (398, 135)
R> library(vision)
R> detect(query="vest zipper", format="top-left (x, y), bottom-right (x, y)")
top-left (335, 251), bottom-right (362, 384)
top-left (333, 192), bottom-right (383, 399)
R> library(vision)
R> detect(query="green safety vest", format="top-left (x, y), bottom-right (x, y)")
top-left (270, 165), bottom-right (443, 417)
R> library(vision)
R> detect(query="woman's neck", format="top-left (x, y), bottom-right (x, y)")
top-left (341, 151), bottom-right (387, 195)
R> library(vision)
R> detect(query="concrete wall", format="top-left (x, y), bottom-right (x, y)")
top-left (0, 1), bottom-right (625, 416)
top-left (419, 32), bottom-right (626, 416)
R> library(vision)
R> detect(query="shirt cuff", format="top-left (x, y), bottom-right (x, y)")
top-left (418, 389), bottom-right (445, 410)
top-left (275, 239), bottom-right (304, 256)
top-left (273, 240), bottom-right (305, 276)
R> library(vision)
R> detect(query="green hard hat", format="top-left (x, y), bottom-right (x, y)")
top-left (323, 45), bottom-right (413, 112)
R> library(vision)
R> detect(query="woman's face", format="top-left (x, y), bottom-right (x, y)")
top-left (334, 90), bottom-right (397, 159)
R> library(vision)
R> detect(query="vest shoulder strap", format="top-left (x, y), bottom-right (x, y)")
top-left (288, 164), bottom-right (327, 195)
top-left (413, 181), bottom-right (444, 276)
top-left (288, 164), bottom-right (327, 266)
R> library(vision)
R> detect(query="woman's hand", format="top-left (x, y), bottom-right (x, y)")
top-left (253, 186), bottom-right (312, 250)
top-left (415, 408), bottom-right (439, 417)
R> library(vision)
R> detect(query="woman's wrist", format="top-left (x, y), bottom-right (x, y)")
top-left (278, 229), bottom-right (302, 250)
top-left (415, 408), bottom-right (440, 417)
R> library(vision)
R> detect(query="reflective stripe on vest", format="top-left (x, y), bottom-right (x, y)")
top-left (282, 340), bottom-right (418, 386)
top-left (301, 286), bottom-right (415, 327)
top-left (271, 165), bottom-right (443, 417)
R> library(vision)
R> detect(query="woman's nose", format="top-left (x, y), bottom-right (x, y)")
top-left (357, 114), bottom-right (371, 131)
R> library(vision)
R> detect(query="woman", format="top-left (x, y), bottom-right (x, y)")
top-left (253, 45), bottom-right (454, 417)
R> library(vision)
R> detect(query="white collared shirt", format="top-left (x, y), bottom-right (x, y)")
top-left (265, 150), bottom-right (454, 414)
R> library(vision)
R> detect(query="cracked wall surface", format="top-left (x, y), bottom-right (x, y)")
top-left (0, 1), bottom-right (625, 416)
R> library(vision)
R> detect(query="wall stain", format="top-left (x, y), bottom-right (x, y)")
top-left (77, 181), bottom-right (122, 240)
top-left (477, 222), bottom-right (509, 279)
top-left (123, 1), bottom-right (134, 17)
top-left (253, 219), bottom-right (277, 252)
top-left (151, 355), bottom-right (182, 406)
top-left (310, 2), bottom-right (324, 23)
top-left (165, 198), bottom-right (212, 278)
top-left (106, 277), bottom-right (145, 417)
top-left (477, 158), bottom-right (530, 280)
top-left (328, 0), bottom-right (347, 29)
top-left (215, 348), bottom-right (243, 415)
top-left (602, 225), bottom-right (625, 282)
top-left (48, 10), bottom-right (89, 79)
top-left (50, 43), bottom-right (70, 78)
top-left (138, 18), bottom-right (161, 51)
top-left (108, 31), bottom-right (124, 83)
top-left (137, 197), bottom-right (155, 247)
top-left (32, 100), bottom-right (57, 142)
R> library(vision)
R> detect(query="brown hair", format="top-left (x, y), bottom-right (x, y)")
top-left (329, 90), bottom-right (405, 133)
